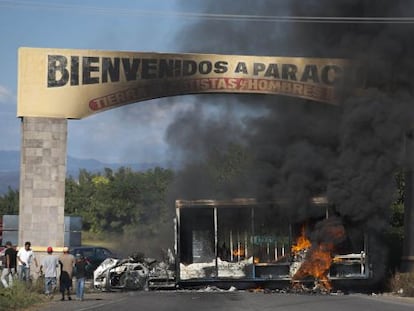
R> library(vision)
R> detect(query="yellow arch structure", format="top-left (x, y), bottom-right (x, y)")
top-left (18, 47), bottom-right (355, 119)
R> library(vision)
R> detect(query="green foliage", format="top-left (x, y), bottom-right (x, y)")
top-left (207, 143), bottom-right (251, 185)
top-left (0, 187), bottom-right (19, 215)
top-left (388, 171), bottom-right (405, 239)
top-left (394, 170), bottom-right (405, 205)
top-left (65, 167), bottom-right (174, 235)
top-left (385, 171), bottom-right (406, 273)
top-left (0, 281), bottom-right (45, 309)
top-left (202, 143), bottom-right (252, 198)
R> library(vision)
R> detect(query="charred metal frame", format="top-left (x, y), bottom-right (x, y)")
top-left (175, 198), bottom-right (371, 285)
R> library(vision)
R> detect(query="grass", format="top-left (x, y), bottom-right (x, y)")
top-left (0, 276), bottom-right (96, 310)
top-left (389, 272), bottom-right (414, 297)
top-left (0, 280), bottom-right (45, 310)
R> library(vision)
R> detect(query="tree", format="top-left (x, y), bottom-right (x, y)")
top-left (65, 167), bottom-right (174, 235)
top-left (385, 170), bottom-right (405, 272)
top-left (0, 187), bottom-right (19, 215)
top-left (65, 169), bottom-right (95, 230)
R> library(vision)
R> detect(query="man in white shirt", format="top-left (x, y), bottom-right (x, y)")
top-left (40, 246), bottom-right (59, 296)
top-left (17, 241), bottom-right (38, 282)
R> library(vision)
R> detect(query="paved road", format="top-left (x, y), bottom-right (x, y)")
top-left (31, 290), bottom-right (414, 311)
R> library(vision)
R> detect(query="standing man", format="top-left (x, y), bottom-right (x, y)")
top-left (74, 254), bottom-right (88, 301)
top-left (40, 246), bottom-right (59, 297)
top-left (1, 241), bottom-right (17, 288)
top-left (58, 247), bottom-right (75, 301)
top-left (17, 241), bottom-right (38, 283)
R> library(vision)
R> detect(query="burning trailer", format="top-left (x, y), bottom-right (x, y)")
top-left (175, 198), bottom-right (372, 291)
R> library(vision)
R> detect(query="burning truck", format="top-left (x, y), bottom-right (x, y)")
top-left (175, 198), bottom-right (371, 291)
top-left (93, 197), bottom-right (372, 291)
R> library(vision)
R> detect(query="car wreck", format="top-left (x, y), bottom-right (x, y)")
top-left (93, 252), bottom-right (176, 291)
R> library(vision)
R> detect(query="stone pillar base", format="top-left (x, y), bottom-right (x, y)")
top-left (19, 117), bottom-right (67, 248)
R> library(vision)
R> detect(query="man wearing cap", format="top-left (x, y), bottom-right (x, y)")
top-left (58, 247), bottom-right (75, 301)
top-left (40, 246), bottom-right (59, 297)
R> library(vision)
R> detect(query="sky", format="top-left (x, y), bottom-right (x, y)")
top-left (0, 0), bottom-right (199, 165)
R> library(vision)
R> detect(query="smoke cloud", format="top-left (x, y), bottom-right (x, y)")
top-left (166, 0), bottom-right (414, 281)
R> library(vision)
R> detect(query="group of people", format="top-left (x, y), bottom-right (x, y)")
top-left (1, 241), bottom-right (89, 301)
top-left (1, 241), bottom-right (37, 288)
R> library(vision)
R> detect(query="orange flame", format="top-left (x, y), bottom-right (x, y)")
top-left (291, 224), bottom-right (345, 292)
top-left (291, 226), bottom-right (311, 253)
top-left (293, 243), bottom-right (334, 291)
top-left (233, 247), bottom-right (245, 257)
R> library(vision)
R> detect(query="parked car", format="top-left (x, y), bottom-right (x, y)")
top-left (69, 246), bottom-right (116, 277)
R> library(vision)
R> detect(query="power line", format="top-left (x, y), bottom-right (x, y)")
top-left (1, 0), bottom-right (414, 23)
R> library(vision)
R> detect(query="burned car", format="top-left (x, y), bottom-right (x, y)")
top-left (93, 252), bottom-right (175, 291)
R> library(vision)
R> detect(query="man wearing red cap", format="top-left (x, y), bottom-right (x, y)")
top-left (40, 246), bottom-right (59, 297)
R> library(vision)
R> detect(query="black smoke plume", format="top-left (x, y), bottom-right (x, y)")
top-left (166, 0), bottom-right (414, 282)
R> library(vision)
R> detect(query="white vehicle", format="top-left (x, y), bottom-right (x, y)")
top-left (93, 253), bottom-right (175, 291)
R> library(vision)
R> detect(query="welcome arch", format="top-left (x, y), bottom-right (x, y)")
top-left (18, 48), bottom-right (351, 119)
top-left (21, 48), bottom-right (414, 274)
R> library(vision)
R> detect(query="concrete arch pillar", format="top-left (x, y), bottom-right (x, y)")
top-left (18, 117), bottom-right (67, 249)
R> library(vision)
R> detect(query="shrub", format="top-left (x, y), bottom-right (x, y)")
top-left (389, 272), bottom-right (414, 297)
top-left (0, 281), bottom-right (45, 309)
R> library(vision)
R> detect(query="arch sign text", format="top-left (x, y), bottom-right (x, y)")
top-left (18, 47), bottom-right (353, 119)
